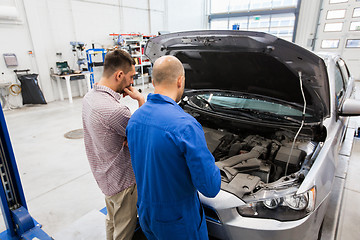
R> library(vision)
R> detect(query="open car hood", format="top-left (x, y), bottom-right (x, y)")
top-left (145, 30), bottom-right (330, 121)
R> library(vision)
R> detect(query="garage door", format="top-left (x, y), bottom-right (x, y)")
top-left (313, 0), bottom-right (360, 80)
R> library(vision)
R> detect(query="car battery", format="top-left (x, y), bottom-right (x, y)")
top-left (274, 146), bottom-right (306, 174)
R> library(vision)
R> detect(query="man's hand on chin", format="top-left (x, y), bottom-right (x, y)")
top-left (123, 86), bottom-right (145, 107)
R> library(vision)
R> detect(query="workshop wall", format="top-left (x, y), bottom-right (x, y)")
top-left (0, 0), bottom-right (206, 108)
top-left (294, 0), bottom-right (322, 50)
top-left (0, 0), bottom-right (33, 108)
top-left (167, 0), bottom-right (207, 32)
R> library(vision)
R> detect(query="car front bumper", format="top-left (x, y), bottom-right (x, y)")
top-left (206, 197), bottom-right (329, 240)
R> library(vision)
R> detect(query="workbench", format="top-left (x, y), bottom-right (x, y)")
top-left (51, 72), bottom-right (91, 103)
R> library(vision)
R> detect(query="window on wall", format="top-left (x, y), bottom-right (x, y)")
top-left (354, 8), bottom-right (360, 17)
top-left (229, 0), bottom-right (250, 12)
top-left (324, 22), bottom-right (343, 32)
top-left (326, 9), bottom-right (346, 19)
top-left (210, 19), bottom-right (229, 30)
top-left (321, 39), bottom-right (340, 48)
top-left (229, 17), bottom-right (249, 30)
top-left (272, 0), bottom-right (298, 8)
top-left (249, 0), bottom-right (272, 10)
top-left (214, 0), bottom-right (298, 12)
top-left (350, 21), bottom-right (360, 31)
top-left (209, 0), bottom-right (299, 42)
top-left (329, 0), bottom-right (348, 3)
top-left (345, 39), bottom-right (360, 48)
top-left (269, 13), bottom-right (295, 41)
top-left (210, 0), bottom-right (230, 13)
top-left (271, 13), bottom-right (295, 27)
top-left (248, 15), bottom-right (271, 32)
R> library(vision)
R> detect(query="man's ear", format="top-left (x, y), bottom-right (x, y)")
top-left (152, 79), bottom-right (155, 87)
top-left (116, 70), bottom-right (124, 82)
top-left (177, 75), bottom-right (183, 88)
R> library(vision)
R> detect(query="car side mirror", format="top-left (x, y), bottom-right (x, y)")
top-left (339, 99), bottom-right (360, 116)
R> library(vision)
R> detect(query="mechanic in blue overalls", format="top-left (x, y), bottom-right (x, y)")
top-left (126, 55), bottom-right (221, 240)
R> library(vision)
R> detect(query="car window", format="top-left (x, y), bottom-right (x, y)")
top-left (334, 64), bottom-right (345, 103)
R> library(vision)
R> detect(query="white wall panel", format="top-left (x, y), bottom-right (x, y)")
top-left (122, 7), bottom-right (150, 34)
top-left (150, 11), bottom-right (165, 34)
top-left (121, 0), bottom-right (149, 9)
top-left (0, 0), bottom-right (198, 107)
top-left (0, 26), bottom-right (33, 107)
top-left (46, 0), bottom-right (76, 66)
top-left (0, 0), bottom-right (34, 108)
top-left (23, 0), bottom-right (56, 102)
top-left (73, 0), bottom-right (119, 5)
top-left (294, 0), bottom-right (322, 49)
top-left (167, 0), bottom-right (206, 32)
top-left (148, 0), bottom-right (165, 11)
top-left (71, 1), bottom-right (121, 47)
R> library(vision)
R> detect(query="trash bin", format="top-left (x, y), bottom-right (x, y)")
top-left (15, 70), bottom-right (46, 105)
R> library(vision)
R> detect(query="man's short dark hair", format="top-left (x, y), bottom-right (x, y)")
top-left (103, 50), bottom-right (135, 78)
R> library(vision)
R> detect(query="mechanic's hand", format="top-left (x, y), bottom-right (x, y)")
top-left (123, 86), bottom-right (145, 107)
top-left (123, 86), bottom-right (142, 100)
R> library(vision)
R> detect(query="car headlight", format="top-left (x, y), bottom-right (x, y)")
top-left (237, 187), bottom-right (316, 221)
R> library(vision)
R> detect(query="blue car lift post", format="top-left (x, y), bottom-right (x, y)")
top-left (0, 105), bottom-right (52, 239)
top-left (86, 48), bottom-right (106, 89)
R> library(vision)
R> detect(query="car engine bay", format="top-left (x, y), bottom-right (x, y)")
top-left (202, 126), bottom-right (320, 199)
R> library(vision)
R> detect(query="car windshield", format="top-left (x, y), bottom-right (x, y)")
top-left (188, 92), bottom-right (312, 119)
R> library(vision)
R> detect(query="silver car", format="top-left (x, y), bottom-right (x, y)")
top-left (145, 30), bottom-right (360, 240)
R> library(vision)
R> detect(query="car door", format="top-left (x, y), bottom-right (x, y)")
top-left (334, 58), bottom-right (351, 150)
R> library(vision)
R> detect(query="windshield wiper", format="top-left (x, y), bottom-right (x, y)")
top-left (190, 97), bottom-right (259, 120)
top-left (221, 108), bottom-right (302, 124)
top-left (212, 106), bottom-right (262, 120)
top-left (196, 96), bottom-right (216, 111)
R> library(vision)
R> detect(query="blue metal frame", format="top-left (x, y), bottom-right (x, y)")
top-left (86, 48), bottom-right (107, 88)
top-left (0, 103), bottom-right (27, 237)
top-left (0, 103), bottom-right (51, 239)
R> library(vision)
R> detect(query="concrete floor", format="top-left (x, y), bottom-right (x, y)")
top-left (0, 84), bottom-right (154, 238)
top-left (337, 138), bottom-right (360, 239)
top-left (0, 82), bottom-right (359, 239)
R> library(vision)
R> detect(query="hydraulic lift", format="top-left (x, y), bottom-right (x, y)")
top-left (0, 106), bottom-right (52, 239)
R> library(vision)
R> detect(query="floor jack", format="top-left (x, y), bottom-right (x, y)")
top-left (0, 105), bottom-right (52, 239)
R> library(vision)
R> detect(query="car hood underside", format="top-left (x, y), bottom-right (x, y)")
top-left (145, 30), bottom-right (330, 121)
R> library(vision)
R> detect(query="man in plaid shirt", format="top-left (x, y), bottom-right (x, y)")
top-left (82, 50), bottom-right (144, 240)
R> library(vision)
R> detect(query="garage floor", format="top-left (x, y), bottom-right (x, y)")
top-left (0, 82), bottom-right (359, 239)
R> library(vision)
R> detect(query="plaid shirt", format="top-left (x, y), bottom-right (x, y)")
top-left (82, 85), bottom-right (135, 196)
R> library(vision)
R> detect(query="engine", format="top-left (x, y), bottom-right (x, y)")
top-left (203, 127), bottom-right (317, 198)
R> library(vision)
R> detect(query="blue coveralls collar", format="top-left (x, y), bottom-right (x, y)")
top-left (147, 93), bottom-right (182, 109)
